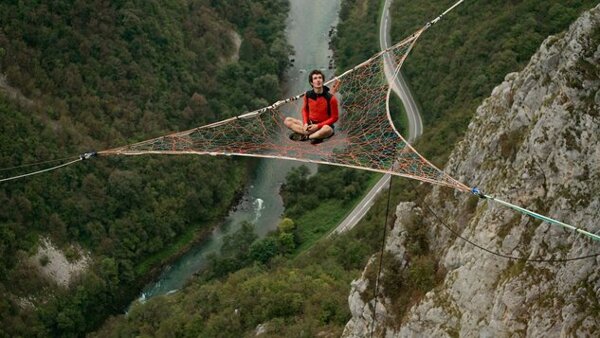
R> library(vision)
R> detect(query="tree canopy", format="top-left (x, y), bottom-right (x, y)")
top-left (0, 0), bottom-right (290, 336)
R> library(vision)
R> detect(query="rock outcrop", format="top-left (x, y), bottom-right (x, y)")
top-left (344, 4), bottom-right (600, 337)
top-left (31, 237), bottom-right (90, 287)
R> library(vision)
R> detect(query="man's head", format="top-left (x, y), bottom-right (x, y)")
top-left (308, 69), bottom-right (325, 89)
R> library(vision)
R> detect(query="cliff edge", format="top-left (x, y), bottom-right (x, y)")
top-left (344, 4), bottom-right (600, 337)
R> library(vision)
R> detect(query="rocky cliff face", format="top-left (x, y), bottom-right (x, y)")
top-left (344, 4), bottom-right (600, 337)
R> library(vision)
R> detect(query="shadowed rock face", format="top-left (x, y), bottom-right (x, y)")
top-left (344, 4), bottom-right (600, 337)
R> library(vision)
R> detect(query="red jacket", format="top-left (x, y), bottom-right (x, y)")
top-left (302, 87), bottom-right (339, 128)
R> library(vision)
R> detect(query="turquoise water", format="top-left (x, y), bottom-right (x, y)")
top-left (138, 0), bottom-right (341, 301)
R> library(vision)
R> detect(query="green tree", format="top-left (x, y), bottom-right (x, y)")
top-left (277, 232), bottom-right (296, 254)
top-left (249, 237), bottom-right (278, 263)
top-left (277, 217), bottom-right (295, 233)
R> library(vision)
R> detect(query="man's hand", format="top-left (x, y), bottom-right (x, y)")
top-left (331, 79), bottom-right (341, 94)
top-left (306, 124), bottom-right (319, 133)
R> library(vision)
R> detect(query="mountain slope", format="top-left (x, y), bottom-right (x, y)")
top-left (344, 4), bottom-right (600, 336)
top-left (0, 1), bottom-right (290, 336)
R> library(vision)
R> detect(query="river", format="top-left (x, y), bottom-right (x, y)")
top-left (137, 0), bottom-right (341, 301)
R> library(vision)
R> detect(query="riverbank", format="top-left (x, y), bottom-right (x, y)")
top-left (138, 0), bottom-right (342, 300)
top-left (130, 159), bottom-right (258, 299)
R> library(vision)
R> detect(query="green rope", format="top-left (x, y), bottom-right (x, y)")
top-left (484, 194), bottom-right (600, 242)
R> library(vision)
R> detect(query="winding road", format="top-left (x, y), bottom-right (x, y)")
top-left (332, 0), bottom-right (423, 235)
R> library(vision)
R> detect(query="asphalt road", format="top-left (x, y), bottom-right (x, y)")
top-left (380, 0), bottom-right (423, 140)
top-left (331, 0), bottom-right (423, 235)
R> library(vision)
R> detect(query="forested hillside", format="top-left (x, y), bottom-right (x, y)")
top-left (88, 0), bottom-right (595, 336)
top-left (0, 0), bottom-right (290, 336)
top-left (91, 1), bottom-right (386, 336)
top-left (4, 0), bottom-right (597, 337)
top-left (390, 0), bottom-right (598, 165)
top-left (332, 0), bottom-right (381, 70)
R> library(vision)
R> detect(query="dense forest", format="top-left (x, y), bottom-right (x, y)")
top-left (89, 0), bottom-right (600, 336)
top-left (91, 0), bottom-right (389, 336)
top-left (92, 166), bottom-right (380, 337)
top-left (3, 0), bottom-right (598, 336)
top-left (390, 0), bottom-right (599, 165)
top-left (332, 0), bottom-right (381, 70)
top-left (0, 0), bottom-right (290, 336)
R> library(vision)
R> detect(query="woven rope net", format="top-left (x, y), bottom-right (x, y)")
top-left (101, 28), bottom-right (469, 192)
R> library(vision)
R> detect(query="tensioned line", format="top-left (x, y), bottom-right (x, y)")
top-left (2, 0), bottom-right (597, 243)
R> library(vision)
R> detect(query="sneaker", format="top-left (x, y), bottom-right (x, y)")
top-left (310, 138), bottom-right (323, 145)
top-left (289, 133), bottom-right (308, 141)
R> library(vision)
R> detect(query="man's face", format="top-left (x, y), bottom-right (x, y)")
top-left (311, 74), bottom-right (323, 88)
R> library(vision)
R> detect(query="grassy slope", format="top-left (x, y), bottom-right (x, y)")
top-left (293, 172), bottom-right (382, 253)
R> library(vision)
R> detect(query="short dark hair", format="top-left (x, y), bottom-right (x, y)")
top-left (308, 69), bottom-right (325, 85)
